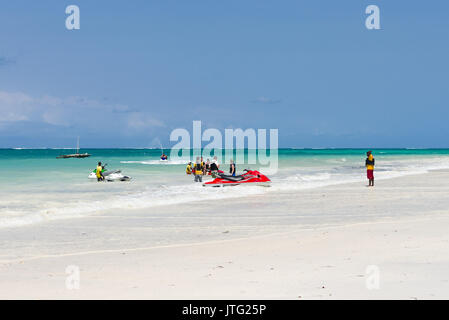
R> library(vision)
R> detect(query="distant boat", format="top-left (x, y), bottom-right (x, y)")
top-left (56, 137), bottom-right (91, 159)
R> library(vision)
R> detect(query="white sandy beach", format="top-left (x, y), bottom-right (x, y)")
top-left (1, 170), bottom-right (449, 299)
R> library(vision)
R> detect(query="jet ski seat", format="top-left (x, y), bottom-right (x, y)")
top-left (217, 174), bottom-right (248, 182)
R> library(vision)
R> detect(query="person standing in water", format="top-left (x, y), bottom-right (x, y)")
top-left (193, 157), bottom-right (204, 182)
top-left (211, 156), bottom-right (219, 170)
top-left (365, 151), bottom-right (375, 187)
top-left (210, 156), bottom-right (219, 176)
top-left (200, 156), bottom-right (205, 168)
top-left (186, 162), bottom-right (193, 175)
top-left (96, 162), bottom-right (104, 182)
top-left (229, 159), bottom-right (236, 176)
top-left (204, 159), bottom-right (211, 175)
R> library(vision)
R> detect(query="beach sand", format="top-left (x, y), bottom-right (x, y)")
top-left (1, 171), bottom-right (449, 299)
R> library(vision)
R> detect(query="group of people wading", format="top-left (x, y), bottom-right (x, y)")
top-left (186, 156), bottom-right (236, 183)
top-left (184, 151), bottom-right (375, 186)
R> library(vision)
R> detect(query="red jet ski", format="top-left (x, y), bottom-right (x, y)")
top-left (203, 169), bottom-right (271, 187)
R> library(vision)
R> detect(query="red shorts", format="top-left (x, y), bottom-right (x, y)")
top-left (367, 170), bottom-right (374, 180)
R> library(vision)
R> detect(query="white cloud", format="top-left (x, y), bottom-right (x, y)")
top-left (0, 91), bottom-right (33, 105)
top-left (0, 91), bottom-right (34, 122)
top-left (42, 110), bottom-right (70, 127)
top-left (127, 112), bottom-right (165, 130)
top-left (0, 90), bottom-right (164, 131)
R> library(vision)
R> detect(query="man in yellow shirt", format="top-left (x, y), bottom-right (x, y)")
top-left (186, 162), bottom-right (193, 174)
top-left (96, 162), bottom-right (104, 182)
top-left (193, 157), bottom-right (204, 182)
top-left (365, 151), bottom-right (375, 187)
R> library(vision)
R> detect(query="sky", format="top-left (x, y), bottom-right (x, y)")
top-left (0, 0), bottom-right (448, 148)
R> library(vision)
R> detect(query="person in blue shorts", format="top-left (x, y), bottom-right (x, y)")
top-left (229, 159), bottom-right (236, 176)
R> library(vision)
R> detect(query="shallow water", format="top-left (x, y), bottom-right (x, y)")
top-left (1, 148), bottom-right (449, 228)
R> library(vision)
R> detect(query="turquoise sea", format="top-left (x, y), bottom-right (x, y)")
top-left (1, 148), bottom-right (449, 228)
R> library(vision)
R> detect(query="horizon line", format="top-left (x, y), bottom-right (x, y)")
top-left (2, 147), bottom-right (449, 150)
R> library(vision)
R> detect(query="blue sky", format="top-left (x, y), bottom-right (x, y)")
top-left (0, 0), bottom-right (448, 148)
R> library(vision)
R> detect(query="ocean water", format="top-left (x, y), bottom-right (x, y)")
top-left (1, 148), bottom-right (449, 228)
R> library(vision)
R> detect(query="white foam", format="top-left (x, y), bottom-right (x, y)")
top-left (2, 155), bottom-right (449, 229)
top-left (121, 159), bottom-right (187, 165)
